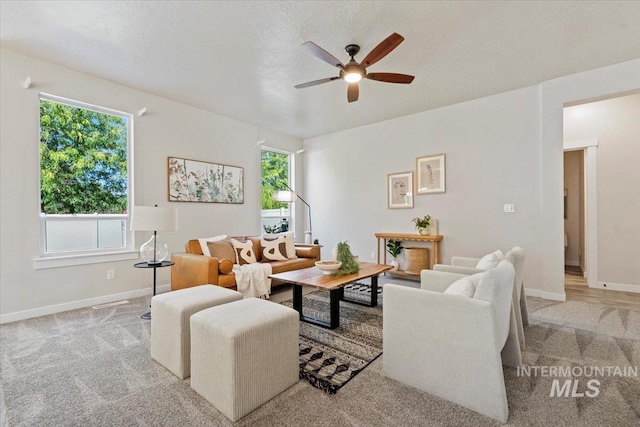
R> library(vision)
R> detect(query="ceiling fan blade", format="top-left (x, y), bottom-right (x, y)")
top-left (295, 77), bottom-right (340, 89)
top-left (347, 83), bottom-right (359, 103)
top-left (301, 41), bottom-right (345, 69)
top-left (366, 72), bottom-right (415, 84)
top-left (361, 33), bottom-right (404, 68)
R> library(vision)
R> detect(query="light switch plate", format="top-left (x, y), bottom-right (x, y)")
top-left (504, 204), bottom-right (515, 213)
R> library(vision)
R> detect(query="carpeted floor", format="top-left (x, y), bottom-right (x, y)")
top-left (1, 291), bottom-right (639, 426)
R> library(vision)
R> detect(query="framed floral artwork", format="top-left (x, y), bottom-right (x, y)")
top-left (388, 171), bottom-right (414, 209)
top-left (168, 157), bottom-right (244, 203)
top-left (416, 153), bottom-right (445, 194)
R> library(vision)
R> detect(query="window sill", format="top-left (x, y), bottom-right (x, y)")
top-left (34, 251), bottom-right (139, 270)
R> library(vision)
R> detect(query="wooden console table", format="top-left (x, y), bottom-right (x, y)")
top-left (375, 232), bottom-right (443, 277)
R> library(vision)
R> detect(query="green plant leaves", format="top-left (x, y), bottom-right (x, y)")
top-left (333, 241), bottom-right (359, 277)
top-left (39, 100), bottom-right (127, 214)
top-left (386, 239), bottom-right (403, 258)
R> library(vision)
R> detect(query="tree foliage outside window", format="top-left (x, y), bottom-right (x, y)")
top-left (261, 149), bottom-right (289, 210)
top-left (39, 99), bottom-right (128, 214)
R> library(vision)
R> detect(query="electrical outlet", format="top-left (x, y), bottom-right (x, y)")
top-left (371, 251), bottom-right (376, 260)
top-left (504, 204), bottom-right (515, 213)
top-left (107, 269), bottom-right (115, 280)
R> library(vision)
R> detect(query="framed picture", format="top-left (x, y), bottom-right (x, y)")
top-left (388, 171), bottom-right (414, 209)
top-left (416, 153), bottom-right (446, 194)
top-left (168, 157), bottom-right (244, 203)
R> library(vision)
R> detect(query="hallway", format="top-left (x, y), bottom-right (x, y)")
top-left (565, 266), bottom-right (640, 310)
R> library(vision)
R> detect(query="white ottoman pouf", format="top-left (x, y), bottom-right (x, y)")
top-left (151, 285), bottom-right (242, 379)
top-left (190, 298), bottom-right (299, 422)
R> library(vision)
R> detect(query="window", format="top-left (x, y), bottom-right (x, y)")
top-left (37, 94), bottom-right (134, 262)
top-left (261, 148), bottom-right (293, 234)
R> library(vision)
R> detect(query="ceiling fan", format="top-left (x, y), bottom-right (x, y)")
top-left (295, 32), bottom-right (414, 103)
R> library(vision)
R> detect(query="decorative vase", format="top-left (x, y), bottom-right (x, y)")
top-left (417, 227), bottom-right (429, 235)
top-left (391, 259), bottom-right (399, 270)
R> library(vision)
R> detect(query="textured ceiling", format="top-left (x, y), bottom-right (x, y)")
top-left (2, 1), bottom-right (640, 139)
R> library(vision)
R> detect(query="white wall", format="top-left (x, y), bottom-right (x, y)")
top-left (0, 50), bottom-right (302, 322)
top-left (305, 59), bottom-right (640, 299)
top-left (305, 86), bottom-right (543, 290)
top-left (564, 94), bottom-right (640, 289)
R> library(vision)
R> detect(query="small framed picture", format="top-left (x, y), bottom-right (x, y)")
top-left (416, 153), bottom-right (445, 194)
top-left (388, 171), bottom-right (414, 209)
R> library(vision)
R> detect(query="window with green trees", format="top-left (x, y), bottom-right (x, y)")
top-left (261, 148), bottom-right (292, 234)
top-left (39, 95), bottom-right (132, 255)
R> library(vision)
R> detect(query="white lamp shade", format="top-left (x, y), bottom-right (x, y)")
top-left (130, 206), bottom-right (178, 231)
top-left (273, 190), bottom-right (298, 203)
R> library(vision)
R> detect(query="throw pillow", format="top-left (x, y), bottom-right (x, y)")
top-left (467, 271), bottom-right (485, 288)
top-left (198, 235), bottom-right (228, 257)
top-left (476, 250), bottom-right (504, 270)
top-left (263, 231), bottom-right (297, 259)
top-left (206, 239), bottom-right (236, 261)
top-left (230, 238), bottom-right (257, 265)
top-left (472, 271), bottom-right (493, 303)
top-left (218, 259), bottom-right (234, 274)
top-left (443, 277), bottom-right (476, 298)
top-left (261, 235), bottom-right (288, 261)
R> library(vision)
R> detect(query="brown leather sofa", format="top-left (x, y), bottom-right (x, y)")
top-left (171, 236), bottom-right (321, 291)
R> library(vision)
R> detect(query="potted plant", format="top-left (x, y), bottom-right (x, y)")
top-left (386, 239), bottom-right (403, 270)
top-left (412, 215), bottom-right (431, 235)
top-left (263, 218), bottom-right (289, 234)
top-left (263, 224), bottom-right (278, 234)
top-left (333, 241), bottom-right (360, 276)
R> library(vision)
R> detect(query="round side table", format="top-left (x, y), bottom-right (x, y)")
top-left (134, 260), bottom-right (175, 320)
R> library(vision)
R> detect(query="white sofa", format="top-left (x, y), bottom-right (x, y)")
top-left (383, 260), bottom-right (516, 423)
top-left (433, 247), bottom-right (528, 349)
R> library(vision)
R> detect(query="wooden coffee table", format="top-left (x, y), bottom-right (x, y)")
top-left (269, 262), bottom-right (393, 329)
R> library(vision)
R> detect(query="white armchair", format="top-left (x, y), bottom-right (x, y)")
top-left (505, 248), bottom-right (529, 329)
top-left (383, 261), bottom-right (516, 423)
top-left (433, 247), bottom-right (528, 348)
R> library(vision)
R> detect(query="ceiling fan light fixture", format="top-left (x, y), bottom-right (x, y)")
top-left (344, 72), bottom-right (362, 83)
top-left (296, 34), bottom-right (413, 102)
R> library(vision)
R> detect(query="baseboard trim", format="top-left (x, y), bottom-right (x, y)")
top-left (525, 288), bottom-right (567, 302)
top-left (564, 260), bottom-right (580, 267)
top-left (594, 281), bottom-right (640, 294)
top-left (0, 283), bottom-right (172, 324)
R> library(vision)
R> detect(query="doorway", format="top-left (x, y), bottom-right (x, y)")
top-left (563, 149), bottom-right (586, 287)
top-left (561, 139), bottom-right (597, 290)
top-left (562, 92), bottom-right (640, 303)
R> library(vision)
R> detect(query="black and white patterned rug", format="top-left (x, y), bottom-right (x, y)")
top-left (282, 283), bottom-right (383, 394)
top-left (343, 281), bottom-right (383, 300)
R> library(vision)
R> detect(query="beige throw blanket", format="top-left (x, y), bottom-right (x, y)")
top-left (232, 263), bottom-right (272, 299)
